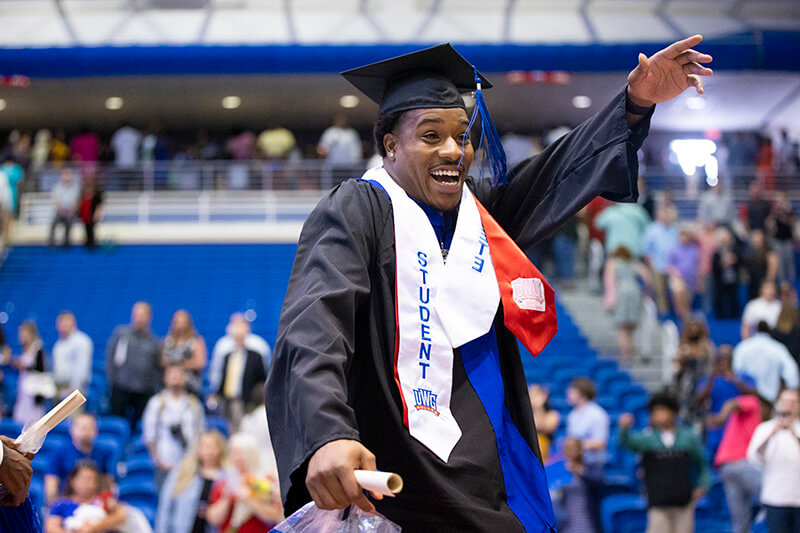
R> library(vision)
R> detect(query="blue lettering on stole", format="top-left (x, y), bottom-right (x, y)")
top-left (472, 228), bottom-right (489, 273)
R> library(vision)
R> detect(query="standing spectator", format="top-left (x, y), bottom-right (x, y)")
top-left (743, 230), bottom-right (778, 303)
top-left (52, 311), bottom-right (93, 399)
top-left (11, 321), bottom-right (48, 426)
top-left (604, 246), bottom-right (649, 361)
top-left (618, 393), bottom-right (711, 533)
top-left (528, 385), bottom-right (560, 462)
top-left (142, 364), bottom-right (205, 488)
top-left (206, 433), bottom-right (283, 532)
top-left (711, 227), bottom-right (742, 319)
top-left (712, 395), bottom-right (770, 533)
top-left (317, 113), bottom-right (363, 185)
top-left (239, 384), bottom-right (279, 480)
top-left (747, 389), bottom-right (800, 533)
top-left (0, 155), bottom-right (24, 218)
top-left (637, 176), bottom-right (656, 219)
top-left (579, 197), bottom-right (611, 294)
top-left (106, 301), bottom-right (161, 430)
top-left (673, 320), bottom-right (714, 425)
top-left (642, 206), bottom-right (680, 313)
top-left (566, 377), bottom-right (609, 533)
top-left (210, 319), bottom-right (266, 432)
top-left (256, 124), bottom-right (296, 160)
top-left (225, 128), bottom-right (256, 190)
top-left (209, 313), bottom-right (271, 394)
top-left (767, 192), bottom-right (796, 283)
top-left (742, 281), bottom-right (782, 340)
top-left (156, 431), bottom-right (228, 533)
top-left (69, 127), bottom-right (101, 178)
top-left (594, 202), bottom-right (650, 258)
top-left (49, 129), bottom-right (70, 168)
top-left (0, 163), bottom-right (11, 245)
top-left (48, 168), bottom-right (81, 248)
top-left (771, 284), bottom-right (800, 366)
top-left (697, 182), bottom-right (735, 227)
top-left (734, 321), bottom-right (800, 402)
top-left (552, 216), bottom-right (579, 287)
top-left (162, 310), bottom-right (207, 397)
top-left (45, 413), bottom-right (116, 504)
top-left (666, 226), bottom-right (701, 324)
top-left (45, 461), bottom-right (127, 533)
top-left (110, 122), bottom-right (142, 170)
top-left (744, 180), bottom-right (772, 233)
top-left (553, 437), bottom-right (596, 533)
top-left (695, 345), bottom-right (758, 459)
top-left (78, 176), bottom-right (103, 249)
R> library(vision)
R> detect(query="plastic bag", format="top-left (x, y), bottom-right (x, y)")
top-left (271, 502), bottom-right (401, 533)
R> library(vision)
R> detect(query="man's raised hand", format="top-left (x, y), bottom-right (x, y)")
top-left (627, 34), bottom-right (713, 108)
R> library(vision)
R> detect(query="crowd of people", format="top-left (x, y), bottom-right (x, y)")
top-left (0, 304), bottom-right (283, 532)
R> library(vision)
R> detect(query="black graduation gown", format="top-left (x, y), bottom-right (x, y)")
top-left (265, 89), bottom-right (653, 532)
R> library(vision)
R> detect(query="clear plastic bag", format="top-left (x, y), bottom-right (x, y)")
top-left (271, 502), bottom-right (401, 533)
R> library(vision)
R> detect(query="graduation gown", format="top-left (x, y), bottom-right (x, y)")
top-left (265, 89), bottom-right (652, 532)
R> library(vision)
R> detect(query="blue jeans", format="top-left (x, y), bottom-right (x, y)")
top-left (552, 235), bottom-right (576, 281)
top-left (720, 460), bottom-right (761, 533)
top-left (765, 505), bottom-right (800, 533)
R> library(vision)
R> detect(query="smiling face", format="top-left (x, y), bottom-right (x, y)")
top-left (383, 107), bottom-right (473, 211)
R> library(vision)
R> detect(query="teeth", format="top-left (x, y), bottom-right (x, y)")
top-left (431, 169), bottom-right (459, 177)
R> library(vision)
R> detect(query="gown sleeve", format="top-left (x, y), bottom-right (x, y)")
top-left (265, 180), bottom-right (387, 507)
top-left (472, 87), bottom-right (654, 250)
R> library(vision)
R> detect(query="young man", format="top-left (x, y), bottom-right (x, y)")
top-left (266, 37), bottom-right (712, 531)
top-left (619, 393), bottom-right (711, 533)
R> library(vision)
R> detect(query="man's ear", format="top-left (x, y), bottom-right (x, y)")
top-left (383, 133), bottom-right (397, 157)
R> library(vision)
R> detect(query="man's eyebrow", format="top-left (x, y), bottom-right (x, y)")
top-left (416, 118), bottom-right (445, 127)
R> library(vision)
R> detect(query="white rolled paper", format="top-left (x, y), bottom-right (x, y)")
top-left (354, 470), bottom-right (403, 498)
top-left (14, 390), bottom-right (86, 454)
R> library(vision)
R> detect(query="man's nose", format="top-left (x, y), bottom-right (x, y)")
top-left (439, 136), bottom-right (463, 161)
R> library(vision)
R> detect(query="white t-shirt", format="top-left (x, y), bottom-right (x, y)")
top-left (52, 330), bottom-right (93, 391)
top-left (319, 126), bottom-right (362, 166)
top-left (747, 418), bottom-right (800, 507)
top-left (741, 298), bottom-right (782, 332)
top-left (111, 126), bottom-right (142, 169)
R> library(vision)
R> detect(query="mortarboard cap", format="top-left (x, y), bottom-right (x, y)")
top-left (341, 43), bottom-right (492, 116)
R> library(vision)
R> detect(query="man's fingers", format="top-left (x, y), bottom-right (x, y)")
top-left (339, 471), bottom-right (375, 513)
top-left (676, 50), bottom-right (713, 65)
top-left (682, 62), bottom-right (713, 76)
top-left (319, 473), bottom-right (351, 508)
top-left (688, 74), bottom-right (704, 94)
top-left (308, 480), bottom-right (338, 510)
top-left (663, 34), bottom-right (703, 59)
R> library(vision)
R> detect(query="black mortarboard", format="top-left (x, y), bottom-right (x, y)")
top-left (341, 43), bottom-right (492, 116)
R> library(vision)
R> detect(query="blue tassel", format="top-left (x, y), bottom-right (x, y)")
top-left (460, 68), bottom-right (511, 187)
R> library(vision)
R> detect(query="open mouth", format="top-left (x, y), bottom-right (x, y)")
top-left (430, 168), bottom-right (460, 185)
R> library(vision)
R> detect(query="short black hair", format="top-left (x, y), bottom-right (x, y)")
top-left (757, 321), bottom-right (771, 333)
top-left (372, 111), bottom-right (405, 157)
top-left (647, 392), bottom-right (680, 413)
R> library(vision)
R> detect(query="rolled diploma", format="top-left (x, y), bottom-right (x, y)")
top-left (14, 389), bottom-right (87, 453)
top-left (354, 470), bottom-right (403, 498)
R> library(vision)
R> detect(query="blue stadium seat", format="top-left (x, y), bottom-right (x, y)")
top-left (205, 415), bottom-right (229, 437)
top-left (0, 419), bottom-right (23, 439)
top-left (118, 479), bottom-right (159, 508)
top-left (98, 416), bottom-right (131, 444)
top-left (601, 494), bottom-right (647, 533)
top-left (124, 455), bottom-right (156, 479)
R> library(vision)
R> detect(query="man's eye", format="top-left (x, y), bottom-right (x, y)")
top-left (423, 133), bottom-right (439, 140)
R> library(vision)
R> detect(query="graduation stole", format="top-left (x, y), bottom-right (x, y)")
top-left (364, 167), bottom-right (557, 462)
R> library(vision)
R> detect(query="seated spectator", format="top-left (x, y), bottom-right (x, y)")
top-left (209, 319), bottom-right (266, 432)
top-left (143, 364), bottom-right (205, 488)
top-left (45, 461), bottom-right (126, 533)
top-left (566, 377), bottom-right (608, 533)
top-left (162, 310), bottom-right (207, 397)
top-left (552, 437), bottom-right (596, 533)
top-left (106, 301), bottom-right (161, 431)
top-left (743, 230), bottom-right (778, 304)
top-left (48, 168), bottom-right (80, 248)
top-left (742, 281), bottom-right (782, 340)
top-left (156, 431), bottom-right (227, 533)
top-left (528, 384), bottom-right (560, 462)
top-left (618, 393), bottom-right (711, 533)
top-left (12, 321), bottom-right (49, 426)
top-left (712, 395), bottom-right (771, 533)
top-left (734, 321), bottom-right (799, 402)
top-left (45, 413), bottom-right (115, 504)
top-left (711, 226), bottom-right (742, 319)
top-left (52, 311), bottom-right (93, 399)
top-left (239, 384), bottom-right (279, 480)
top-left (695, 345), bottom-right (757, 459)
top-left (604, 246), bottom-right (650, 361)
top-left (666, 226), bottom-right (701, 324)
top-left (747, 389), bottom-right (800, 533)
top-left (210, 313), bottom-right (271, 394)
top-left (673, 320), bottom-right (714, 425)
top-left (207, 433), bottom-right (283, 531)
top-left (771, 283), bottom-right (800, 366)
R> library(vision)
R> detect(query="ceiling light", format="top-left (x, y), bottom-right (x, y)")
top-left (572, 95), bottom-right (591, 109)
top-left (670, 139), bottom-right (716, 176)
top-left (105, 96), bottom-right (123, 110)
top-left (222, 96), bottom-right (241, 109)
top-left (339, 95), bottom-right (360, 109)
top-left (686, 96), bottom-right (706, 110)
